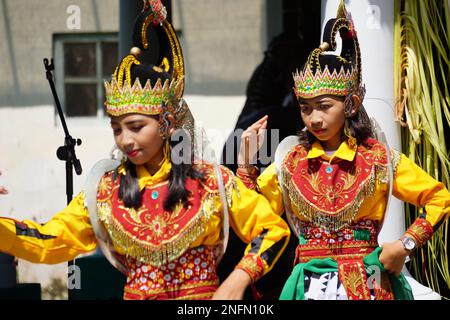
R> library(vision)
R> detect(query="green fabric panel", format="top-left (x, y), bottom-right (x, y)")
top-left (280, 258), bottom-right (338, 300)
top-left (279, 262), bottom-right (304, 300)
top-left (279, 247), bottom-right (414, 300)
top-left (353, 229), bottom-right (371, 241)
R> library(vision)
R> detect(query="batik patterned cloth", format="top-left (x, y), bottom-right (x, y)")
top-left (123, 246), bottom-right (219, 300)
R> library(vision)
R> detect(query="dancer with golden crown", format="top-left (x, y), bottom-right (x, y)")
top-left (0, 1), bottom-right (290, 300)
top-left (237, 0), bottom-right (450, 300)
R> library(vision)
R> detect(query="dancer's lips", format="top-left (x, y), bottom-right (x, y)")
top-left (127, 150), bottom-right (140, 158)
top-left (313, 129), bottom-right (326, 135)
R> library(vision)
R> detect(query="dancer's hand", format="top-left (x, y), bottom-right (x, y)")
top-left (379, 240), bottom-right (409, 277)
top-left (211, 269), bottom-right (251, 300)
top-left (237, 115), bottom-right (268, 171)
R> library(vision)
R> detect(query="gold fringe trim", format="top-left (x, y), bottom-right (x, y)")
top-left (390, 149), bottom-right (402, 179)
top-left (97, 193), bottom-right (220, 267)
top-left (376, 164), bottom-right (389, 185)
top-left (198, 165), bottom-right (238, 209)
top-left (281, 157), bottom-right (388, 233)
top-left (223, 166), bottom-right (239, 207)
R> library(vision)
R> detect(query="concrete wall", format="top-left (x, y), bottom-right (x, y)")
top-left (0, 0), bottom-right (119, 107)
top-left (172, 0), bottom-right (267, 95)
top-left (0, 0), bottom-right (273, 104)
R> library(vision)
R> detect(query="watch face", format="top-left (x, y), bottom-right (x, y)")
top-left (403, 237), bottom-right (416, 250)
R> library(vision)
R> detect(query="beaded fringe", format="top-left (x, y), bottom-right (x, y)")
top-left (281, 163), bottom-right (388, 233)
top-left (97, 193), bottom-right (220, 267)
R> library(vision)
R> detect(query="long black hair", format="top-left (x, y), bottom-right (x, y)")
top-left (115, 132), bottom-right (205, 211)
top-left (164, 135), bottom-right (205, 210)
top-left (297, 94), bottom-right (374, 150)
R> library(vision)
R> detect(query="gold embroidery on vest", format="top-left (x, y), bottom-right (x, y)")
top-left (281, 142), bottom-right (388, 233)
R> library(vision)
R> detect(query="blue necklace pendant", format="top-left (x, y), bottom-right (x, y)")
top-left (151, 190), bottom-right (159, 200)
top-left (326, 166), bottom-right (333, 174)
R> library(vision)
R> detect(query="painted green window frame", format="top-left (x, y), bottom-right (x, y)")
top-left (53, 33), bottom-right (118, 118)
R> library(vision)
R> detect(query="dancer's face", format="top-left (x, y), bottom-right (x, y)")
top-left (110, 114), bottom-right (165, 172)
top-left (298, 95), bottom-right (346, 151)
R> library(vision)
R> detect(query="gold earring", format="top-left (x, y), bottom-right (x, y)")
top-left (344, 120), bottom-right (357, 149)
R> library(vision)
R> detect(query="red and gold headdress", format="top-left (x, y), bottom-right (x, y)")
top-left (104, 0), bottom-right (185, 117)
top-left (294, 0), bottom-right (363, 100)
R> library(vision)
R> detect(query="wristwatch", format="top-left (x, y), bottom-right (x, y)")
top-left (400, 237), bottom-right (416, 252)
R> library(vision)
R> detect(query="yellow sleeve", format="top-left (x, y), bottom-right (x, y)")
top-left (225, 167), bottom-right (290, 282)
top-left (0, 191), bottom-right (97, 264)
top-left (392, 150), bottom-right (450, 247)
top-left (256, 163), bottom-right (285, 216)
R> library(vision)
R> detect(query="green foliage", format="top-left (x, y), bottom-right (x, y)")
top-left (395, 0), bottom-right (450, 299)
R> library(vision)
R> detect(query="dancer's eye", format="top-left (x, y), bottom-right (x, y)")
top-left (131, 126), bottom-right (143, 132)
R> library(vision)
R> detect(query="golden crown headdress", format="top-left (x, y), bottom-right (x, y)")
top-left (104, 0), bottom-right (185, 117)
top-left (294, 0), bottom-right (362, 100)
top-left (105, 77), bottom-right (184, 117)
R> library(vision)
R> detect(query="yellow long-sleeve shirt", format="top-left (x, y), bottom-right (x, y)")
top-left (0, 159), bottom-right (290, 283)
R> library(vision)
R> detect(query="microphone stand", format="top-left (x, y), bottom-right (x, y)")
top-left (43, 58), bottom-right (82, 300)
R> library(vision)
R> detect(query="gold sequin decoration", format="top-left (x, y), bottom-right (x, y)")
top-left (281, 149), bottom-right (389, 233)
top-left (162, 20), bottom-right (185, 94)
top-left (97, 192), bottom-right (221, 267)
top-left (141, 14), bottom-right (153, 49)
top-left (390, 149), bottom-right (402, 179)
top-left (113, 54), bottom-right (141, 87)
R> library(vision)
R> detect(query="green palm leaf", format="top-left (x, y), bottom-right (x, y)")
top-left (395, 0), bottom-right (450, 299)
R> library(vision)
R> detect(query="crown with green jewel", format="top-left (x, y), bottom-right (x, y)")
top-left (294, 0), bottom-right (362, 100)
top-left (104, 76), bottom-right (184, 117)
top-left (294, 63), bottom-right (356, 99)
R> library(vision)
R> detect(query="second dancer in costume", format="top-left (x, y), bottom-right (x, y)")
top-left (237, 0), bottom-right (450, 300)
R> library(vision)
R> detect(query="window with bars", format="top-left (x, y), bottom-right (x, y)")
top-left (54, 33), bottom-right (118, 117)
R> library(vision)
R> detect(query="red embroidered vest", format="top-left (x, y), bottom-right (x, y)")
top-left (95, 163), bottom-right (234, 267)
top-left (280, 139), bottom-right (389, 233)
